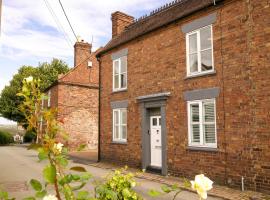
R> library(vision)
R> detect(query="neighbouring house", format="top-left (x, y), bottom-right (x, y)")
top-left (97, 0), bottom-right (270, 193)
top-left (43, 40), bottom-right (100, 151)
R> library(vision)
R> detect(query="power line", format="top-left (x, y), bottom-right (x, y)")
top-left (43, 0), bottom-right (73, 48)
top-left (58, 0), bottom-right (78, 41)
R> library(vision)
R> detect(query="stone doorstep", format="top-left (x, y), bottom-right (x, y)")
top-left (88, 161), bottom-right (268, 200)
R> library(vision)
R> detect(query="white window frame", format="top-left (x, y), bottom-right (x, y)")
top-left (186, 25), bottom-right (214, 77)
top-left (112, 57), bottom-right (127, 92)
top-left (112, 108), bottom-right (127, 142)
top-left (187, 99), bottom-right (217, 148)
top-left (47, 90), bottom-right (51, 107)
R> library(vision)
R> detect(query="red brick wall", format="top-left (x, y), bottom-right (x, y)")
top-left (44, 41), bottom-right (99, 151)
top-left (62, 42), bottom-right (99, 85)
top-left (99, 0), bottom-right (270, 192)
top-left (57, 84), bottom-right (99, 150)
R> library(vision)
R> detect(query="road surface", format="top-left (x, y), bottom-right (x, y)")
top-left (0, 146), bottom-right (223, 200)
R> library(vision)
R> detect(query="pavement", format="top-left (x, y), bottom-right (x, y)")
top-left (0, 146), bottom-right (222, 200)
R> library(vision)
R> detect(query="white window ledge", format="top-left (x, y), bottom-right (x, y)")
top-left (111, 141), bottom-right (127, 145)
top-left (185, 70), bottom-right (216, 80)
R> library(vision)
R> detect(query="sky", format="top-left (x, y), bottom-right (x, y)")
top-left (0, 0), bottom-right (172, 125)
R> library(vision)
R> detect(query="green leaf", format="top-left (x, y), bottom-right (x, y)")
top-left (0, 191), bottom-right (8, 199)
top-left (80, 172), bottom-right (92, 181)
top-left (56, 156), bottom-right (68, 167)
top-left (70, 166), bottom-right (87, 172)
top-left (43, 165), bottom-right (56, 183)
top-left (171, 184), bottom-right (179, 190)
top-left (59, 175), bottom-right (73, 186)
top-left (77, 191), bottom-right (89, 199)
top-left (122, 188), bottom-right (131, 198)
top-left (148, 189), bottom-right (161, 197)
top-left (71, 182), bottom-right (86, 191)
top-left (30, 179), bottom-right (42, 191)
top-left (22, 197), bottom-right (36, 200)
top-left (37, 148), bottom-right (48, 161)
top-left (76, 144), bottom-right (87, 152)
top-left (161, 185), bottom-right (172, 193)
top-left (71, 174), bottom-right (80, 181)
top-left (183, 178), bottom-right (191, 188)
top-left (35, 190), bottom-right (47, 198)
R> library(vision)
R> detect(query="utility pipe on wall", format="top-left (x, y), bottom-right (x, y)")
top-left (241, 176), bottom-right (245, 191)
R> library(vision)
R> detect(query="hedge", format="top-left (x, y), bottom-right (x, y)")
top-left (0, 131), bottom-right (14, 145)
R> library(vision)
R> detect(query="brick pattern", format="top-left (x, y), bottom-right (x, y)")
top-left (111, 11), bottom-right (134, 38)
top-left (99, 0), bottom-right (270, 193)
top-left (57, 84), bottom-right (98, 150)
top-left (45, 41), bottom-right (99, 151)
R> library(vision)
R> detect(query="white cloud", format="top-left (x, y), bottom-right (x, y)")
top-left (0, 0), bottom-right (172, 124)
top-left (1, 0), bottom-right (172, 61)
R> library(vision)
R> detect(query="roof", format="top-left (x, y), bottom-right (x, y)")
top-left (97, 0), bottom-right (223, 56)
top-left (44, 47), bottom-right (103, 92)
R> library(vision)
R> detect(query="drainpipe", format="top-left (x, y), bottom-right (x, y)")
top-left (97, 56), bottom-right (101, 162)
top-left (241, 176), bottom-right (245, 191)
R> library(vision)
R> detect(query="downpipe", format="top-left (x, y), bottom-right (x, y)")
top-left (241, 176), bottom-right (245, 191)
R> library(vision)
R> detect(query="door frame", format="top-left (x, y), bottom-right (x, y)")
top-left (137, 92), bottom-right (170, 176)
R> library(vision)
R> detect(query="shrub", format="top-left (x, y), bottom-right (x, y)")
top-left (0, 131), bottom-right (14, 145)
top-left (96, 167), bottom-right (142, 200)
top-left (23, 131), bottom-right (36, 143)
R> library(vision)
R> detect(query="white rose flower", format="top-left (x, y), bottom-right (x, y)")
top-left (191, 174), bottom-right (213, 200)
top-left (25, 76), bottom-right (33, 83)
top-left (43, 194), bottom-right (57, 200)
top-left (54, 142), bottom-right (64, 153)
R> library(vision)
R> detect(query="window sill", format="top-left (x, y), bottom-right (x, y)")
top-left (111, 141), bottom-right (127, 145)
top-left (112, 89), bottom-right (127, 94)
top-left (187, 146), bottom-right (218, 152)
top-left (184, 70), bottom-right (216, 80)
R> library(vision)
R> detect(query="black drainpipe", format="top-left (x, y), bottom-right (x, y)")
top-left (97, 56), bottom-right (101, 162)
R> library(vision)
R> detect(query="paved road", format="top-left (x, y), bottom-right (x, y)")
top-left (0, 146), bottom-right (222, 200)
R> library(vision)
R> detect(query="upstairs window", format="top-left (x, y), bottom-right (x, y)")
top-left (188, 99), bottom-right (217, 148)
top-left (113, 56), bottom-right (127, 91)
top-left (186, 25), bottom-right (214, 76)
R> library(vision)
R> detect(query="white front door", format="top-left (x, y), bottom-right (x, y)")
top-left (150, 116), bottom-right (162, 168)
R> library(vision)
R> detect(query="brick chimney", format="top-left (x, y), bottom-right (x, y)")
top-left (111, 11), bottom-right (134, 38)
top-left (74, 40), bottom-right (92, 67)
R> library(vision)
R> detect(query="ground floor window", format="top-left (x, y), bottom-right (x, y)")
top-left (113, 108), bottom-right (127, 142)
top-left (188, 99), bottom-right (217, 148)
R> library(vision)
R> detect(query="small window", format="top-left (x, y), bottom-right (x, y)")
top-left (188, 99), bottom-right (217, 148)
top-left (113, 108), bottom-right (127, 142)
top-left (113, 56), bottom-right (127, 91)
top-left (186, 25), bottom-right (214, 76)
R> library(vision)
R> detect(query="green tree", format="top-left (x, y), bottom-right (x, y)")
top-left (0, 59), bottom-right (69, 125)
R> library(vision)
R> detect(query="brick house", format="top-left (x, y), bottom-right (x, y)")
top-left (97, 0), bottom-right (270, 192)
top-left (44, 41), bottom-right (100, 151)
